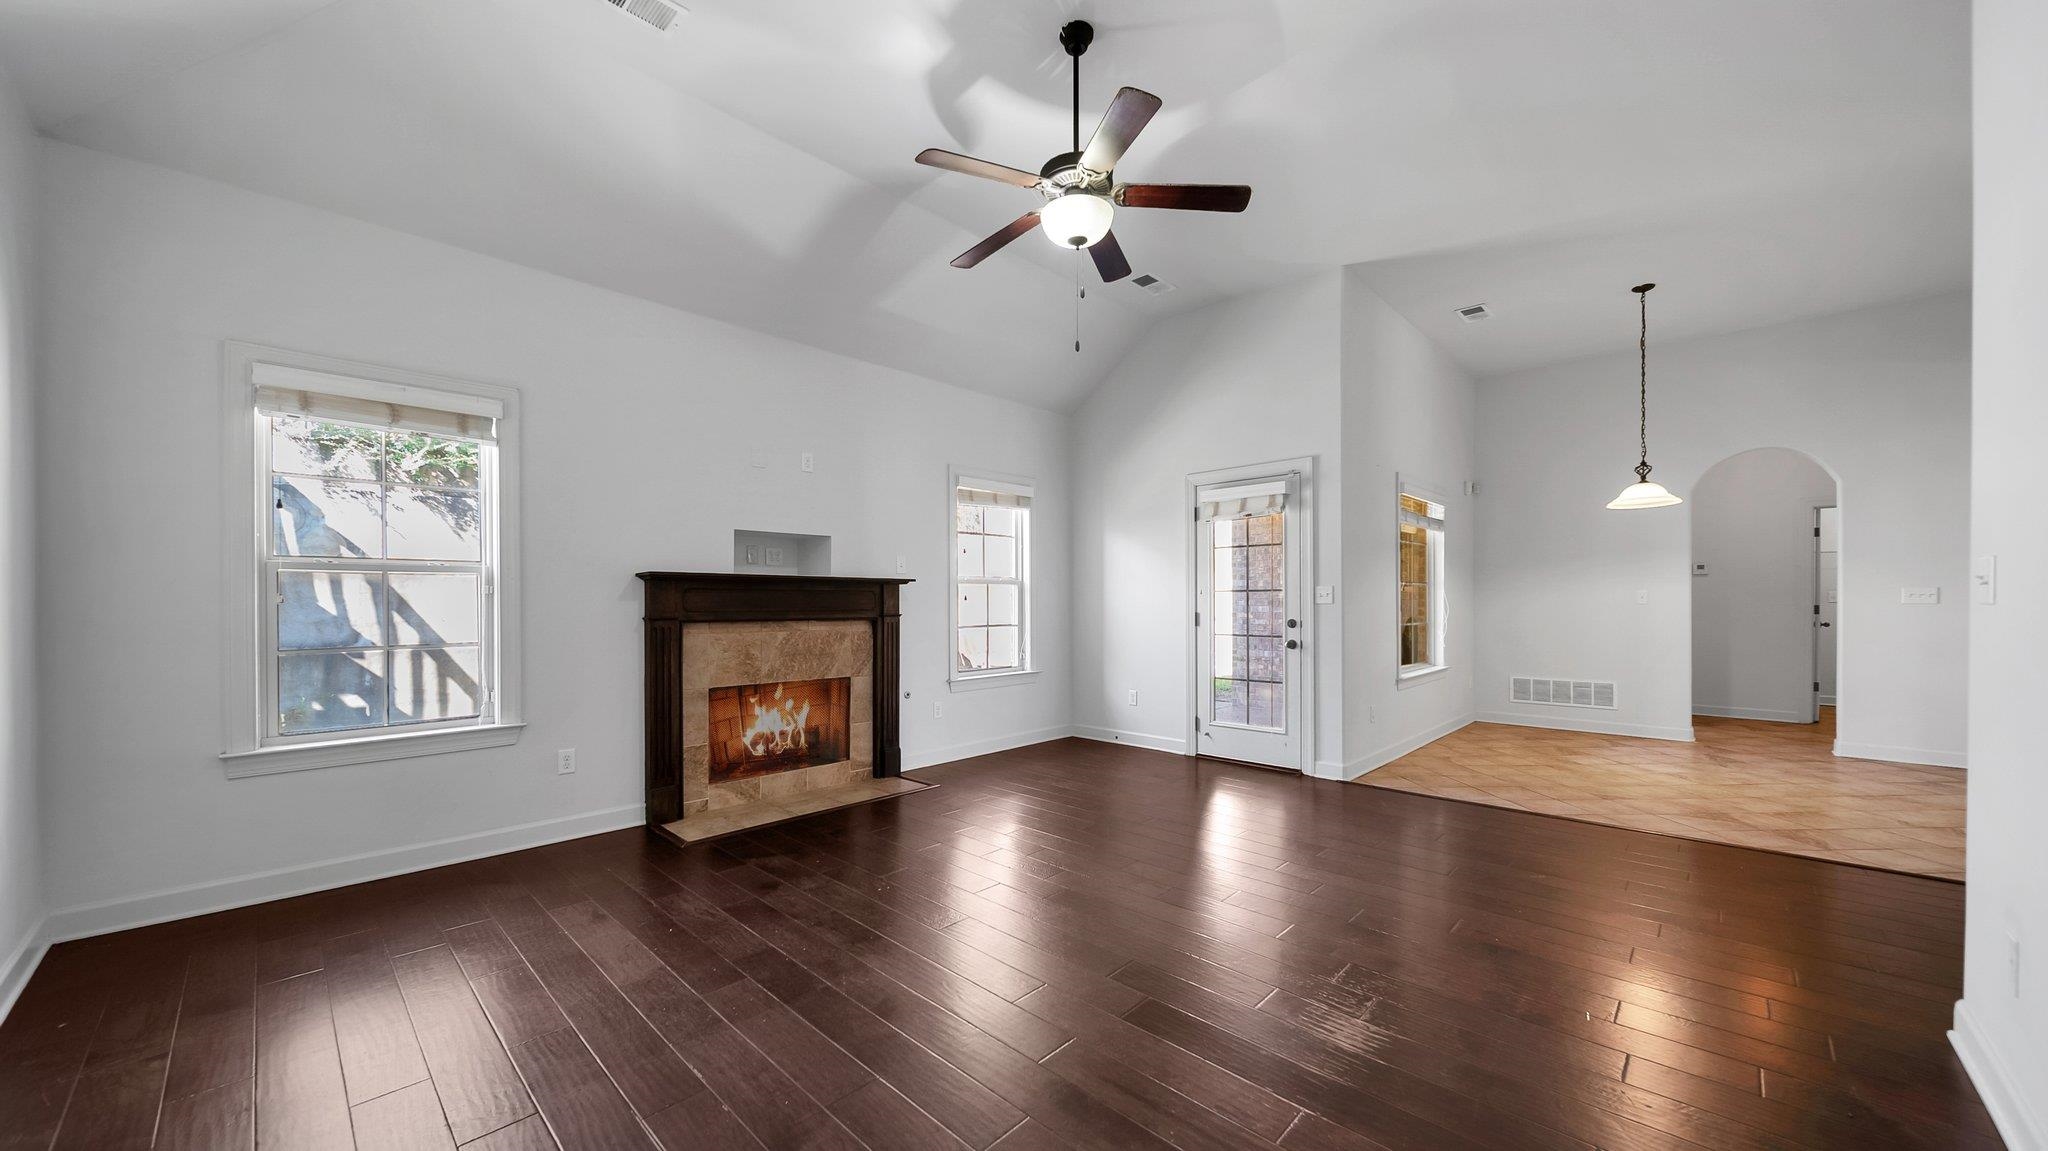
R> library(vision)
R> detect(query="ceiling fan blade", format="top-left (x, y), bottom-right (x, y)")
top-left (1090, 231), bottom-right (1132, 283)
top-left (951, 212), bottom-right (1041, 269)
top-left (916, 148), bottom-right (1042, 189)
top-left (1117, 183), bottom-right (1253, 212)
top-left (1079, 87), bottom-right (1163, 173)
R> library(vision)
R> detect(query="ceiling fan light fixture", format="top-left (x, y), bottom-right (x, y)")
top-left (1039, 191), bottom-right (1113, 248)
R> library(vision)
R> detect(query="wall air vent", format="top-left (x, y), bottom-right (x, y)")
top-left (601, 0), bottom-right (684, 33)
top-left (1130, 273), bottom-right (1175, 296)
top-left (1456, 303), bottom-right (1491, 323)
top-left (1510, 676), bottom-right (1617, 710)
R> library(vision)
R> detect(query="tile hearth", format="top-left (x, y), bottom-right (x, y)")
top-left (661, 775), bottom-right (930, 843)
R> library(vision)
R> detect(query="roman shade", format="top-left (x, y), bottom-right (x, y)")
top-left (254, 362), bottom-right (501, 440)
top-left (1198, 478), bottom-right (1289, 520)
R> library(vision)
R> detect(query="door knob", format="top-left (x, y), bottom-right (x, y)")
top-left (1285, 639), bottom-right (1300, 649)
top-left (1815, 621), bottom-right (1831, 628)
top-left (1286, 618), bottom-right (1298, 628)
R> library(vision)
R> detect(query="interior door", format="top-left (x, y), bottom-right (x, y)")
top-left (1815, 506), bottom-right (1839, 716)
top-left (1195, 477), bottom-right (1304, 769)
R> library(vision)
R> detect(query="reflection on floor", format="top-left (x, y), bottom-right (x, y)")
top-left (1359, 708), bottom-right (1965, 880)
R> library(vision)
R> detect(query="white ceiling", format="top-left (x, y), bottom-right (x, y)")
top-left (0, 0), bottom-right (1969, 403)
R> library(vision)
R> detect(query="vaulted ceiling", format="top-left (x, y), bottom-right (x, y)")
top-left (0, 0), bottom-right (1969, 406)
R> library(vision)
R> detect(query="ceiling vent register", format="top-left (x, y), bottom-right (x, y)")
top-left (1510, 677), bottom-right (1617, 710)
top-left (601, 0), bottom-right (683, 33)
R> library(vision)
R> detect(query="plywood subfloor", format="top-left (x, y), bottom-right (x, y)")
top-left (1359, 707), bottom-right (1965, 879)
top-left (662, 775), bottom-right (930, 844)
top-left (0, 738), bottom-right (1992, 1149)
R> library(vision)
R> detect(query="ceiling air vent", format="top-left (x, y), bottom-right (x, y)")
top-left (1510, 676), bottom-right (1617, 710)
top-left (1130, 273), bottom-right (1175, 296)
top-left (1456, 303), bottom-right (1491, 323)
top-left (601, 0), bottom-right (683, 33)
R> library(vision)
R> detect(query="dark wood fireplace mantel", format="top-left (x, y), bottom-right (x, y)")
top-left (637, 572), bottom-right (911, 827)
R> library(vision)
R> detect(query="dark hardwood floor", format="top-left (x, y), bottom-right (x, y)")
top-left (0, 739), bottom-right (1996, 1150)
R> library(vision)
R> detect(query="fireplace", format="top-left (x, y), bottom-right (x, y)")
top-left (708, 677), bottom-right (852, 781)
top-left (638, 572), bottom-right (910, 839)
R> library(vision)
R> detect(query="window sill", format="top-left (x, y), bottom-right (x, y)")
top-left (948, 669), bottom-right (1041, 693)
top-left (221, 722), bottom-right (525, 779)
top-left (1396, 665), bottom-right (1450, 689)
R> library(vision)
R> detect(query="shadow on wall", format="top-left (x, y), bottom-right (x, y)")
top-left (1688, 447), bottom-right (1838, 725)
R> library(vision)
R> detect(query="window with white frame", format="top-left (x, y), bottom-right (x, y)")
top-left (953, 475), bottom-right (1033, 681)
top-left (1398, 486), bottom-right (1447, 677)
top-left (229, 355), bottom-right (519, 768)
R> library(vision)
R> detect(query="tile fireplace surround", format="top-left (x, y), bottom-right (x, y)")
top-left (638, 572), bottom-right (914, 846)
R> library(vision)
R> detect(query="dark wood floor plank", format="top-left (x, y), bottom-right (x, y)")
top-left (389, 945), bottom-right (537, 1143)
top-left (323, 928), bottom-right (433, 1105)
top-left (49, 1052), bottom-right (168, 1150)
top-left (156, 1077), bottom-right (254, 1151)
top-left (505, 1028), bottom-right (656, 1150)
top-left (351, 1078), bottom-right (457, 1150)
top-left (252, 972), bottom-right (353, 1151)
top-left (163, 939), bottom-right (258, 1103)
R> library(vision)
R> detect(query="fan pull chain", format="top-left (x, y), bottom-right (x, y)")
top-left (1074, 248), bottom-right (1085, 353)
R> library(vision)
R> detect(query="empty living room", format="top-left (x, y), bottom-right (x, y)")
top-left (0, 2), bottom-right (2042, 1148)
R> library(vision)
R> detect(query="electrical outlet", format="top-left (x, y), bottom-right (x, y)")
top-left (932, 700), bottom-right (943, 719)
top-left (1368, 705), bottom-right (1377, 724)
top-left (896, 555), bottom-right (907, 574)
top-left (1636, 589), bottom-right (1649, 605)
top-left (1314, 586), bottom-right (1335, 605)
top-left (765, 546), bottom-right (784, 566)
top-left (801, 451), bottom-right (814, 473)
top-left (1975, 556), bottom-right (1998, 604)
top-left (1127, 689), bottom-right (1138, 707)
top-left (1900, 587), bottom-right (1940, 605)
top-left (556, 748), bottom-right (576, 775)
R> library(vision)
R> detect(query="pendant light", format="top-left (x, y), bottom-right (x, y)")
top-left (1606, 282), bottom-right (1684, 510)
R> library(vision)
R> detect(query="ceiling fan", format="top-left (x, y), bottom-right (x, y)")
top-left (915, 19), bottom-right (1251, 284)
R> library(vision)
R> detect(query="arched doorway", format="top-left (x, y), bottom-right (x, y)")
top-left (1689, 447), bottom-right (1838, 725)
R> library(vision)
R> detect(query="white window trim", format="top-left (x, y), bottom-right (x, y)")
top-left (1396, 474), bottom-right (1450, 686)
top-left (219, 342), bottom-right (524, 777)
top-left (948, 465), bottom-right (1038, 691)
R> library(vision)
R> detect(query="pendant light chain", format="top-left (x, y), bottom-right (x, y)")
top-left (1637, 286), bottom-right (1650, 479)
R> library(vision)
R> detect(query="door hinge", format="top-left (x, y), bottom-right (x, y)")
top-left (1194, 610), bottom-right (1201, 628)
top-left (1194, 716), bottom-right (1202, 731)
top-left (1815, 526), bottom-right (1821, 537)
top-left (1813, 604), bottom-right (1820, 615)
top-left (1814, 681), bottom-right (1820, 691)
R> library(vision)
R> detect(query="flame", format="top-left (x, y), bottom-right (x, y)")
top-left (741, 682), bottom-right (812, 759)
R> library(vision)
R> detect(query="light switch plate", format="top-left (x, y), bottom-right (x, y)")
top-left (1900, 587), bottom-right (1940, 605)
top-left (1635, 589), bottom-right (1649, 604)
top-left (1975, 556), bottom-right (1997, 604)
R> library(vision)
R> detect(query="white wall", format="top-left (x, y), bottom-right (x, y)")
top-left (0, 66), bottom-right (42, 1009)
top-left (1340, 271), bottom-right (1477, 773)
top-left (32, 141), bottom-right (1072, 932)
top-left (1955, 2), bottom-right (2048, 1145)
top-left (1475, 293), bottom-right (1970, 762)
top-left (1071, 274), bottom-right (1347, 772)
top-left (1689, 448), bottom-right (1836, 723)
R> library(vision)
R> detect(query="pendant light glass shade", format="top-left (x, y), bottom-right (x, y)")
top-left (1606, 480), bottom-right (1683, 510)
top-left (1608, 282), bottom-right (1682, 510)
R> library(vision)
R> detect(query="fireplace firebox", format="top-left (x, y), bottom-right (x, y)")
top-left (707, 677), bottom-right (852, 780)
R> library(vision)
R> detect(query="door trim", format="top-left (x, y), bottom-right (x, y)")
top-left (1186, 456), bottom-right (1318, 773)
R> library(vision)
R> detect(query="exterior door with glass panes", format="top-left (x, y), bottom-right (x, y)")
top-left (1195, 476), bottom-right (1303, 769)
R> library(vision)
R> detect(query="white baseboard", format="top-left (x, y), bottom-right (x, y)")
top-left (1833, 740), bottom-right (1967, 769)
top-left (0, 915), bottom-right (49, 1024)
top-left (1476, 711), bottom-right (1695, 743)
top-left (36, 803), bottom-right (645, 950)
top-left (1692, 705), bottom-right (1812, 723)
top-left (1345, 714), bottom-right (1477, 780)
top-left (903, 726), bottom-right (1073, 771)
top-left (1818, 694), bottom-right (1837, 706)
top-left (1071, 725), bottom-right (1188, 756)
top-left (1951, 999), bottom-right (2044, 1151)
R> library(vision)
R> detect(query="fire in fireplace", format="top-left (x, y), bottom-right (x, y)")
top-left (707, 677), bottom-right (852, 782)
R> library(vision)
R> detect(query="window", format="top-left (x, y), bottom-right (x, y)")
top-left (221, 345), bottom-right (522, 775)
top-left (1398, 487), bottom-right (1447, 678)
top-left (952, 474), bottom-right (1033, 684)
